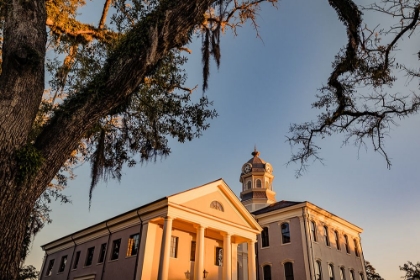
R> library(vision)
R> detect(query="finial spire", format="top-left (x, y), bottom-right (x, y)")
top-left (251, 145), bottom-right (260, 157)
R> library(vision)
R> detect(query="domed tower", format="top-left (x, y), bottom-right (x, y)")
top-left (239, 148), bottom-right (276, 212)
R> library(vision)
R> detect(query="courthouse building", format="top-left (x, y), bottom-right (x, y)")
top-left (39, 150), bottom-right (367, 280)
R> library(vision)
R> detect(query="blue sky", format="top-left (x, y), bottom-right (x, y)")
top-left (26, 0), bottom-right (420, 278)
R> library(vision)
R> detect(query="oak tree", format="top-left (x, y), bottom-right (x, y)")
top-left (287, 0), bottom-right (420, 176)
top-left (0, 0), bottom-right (275, 278)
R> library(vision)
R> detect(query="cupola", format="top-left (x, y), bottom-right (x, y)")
top-left (239, 148), bottom-right (276, 212)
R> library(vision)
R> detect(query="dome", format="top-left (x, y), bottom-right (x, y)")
top-left (241, 148), bottom-right (272, 174)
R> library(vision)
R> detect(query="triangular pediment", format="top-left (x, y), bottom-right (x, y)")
top-left (168, 179), bottom-right (261, 232)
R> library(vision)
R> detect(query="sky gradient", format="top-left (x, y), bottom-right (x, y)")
top-left (26, 0), bottom-right (420, 278)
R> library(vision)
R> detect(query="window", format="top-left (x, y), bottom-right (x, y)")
top-left (73, 251), bottom-right (80, 269)
top-left (281, 223), bottom-right (291, 244)
top-left (354, 239), bottom-right (359, 257)
top-left (247, 181), bottom-right (251, 190)
top-left (126, 234), bottom-right (140, 256)
top-left (85, 247), bottom-right (95, 266)
top-left (359, 273), bottom-right (364, 280)
top-left (315, 261), bottom-right (322, 280)
top-left (170, 236), bottom-right (178, 258)
top-left (111, 239), bottom-right (121, 260)
top-left (215, 247), bottom-right (223, 266)
top-left (284, 262), bottom-right (294, 280)
top-left (334, 231), bottom-right (340, 250)
top-left (46, 259), bottom-right (54, 276)
top-left (190, 241), bottom-right (196, 261)
top-left (98, 243), bottom-right (107, 263)
top-left (324, 226), bottom-right (330, 246)
top-left (256, 179), bottom-right (262, 188)
top-left (261, 227), bottom-right (269, 247)
top-left (311, 221), bottom-right (317, 242)
top-left (340, 267), bottom-right (346, 280)
top-left (349, 270), bottom-right (355, 280)
top-left (263, 265), bottom-right (272, 280)
top-left (328, 264), bottom-right (335, 280)
top-left (58, 255), bottom-right (67, 273)
top-left (210, 201), bottom-right (224, 212)
top-left (344, 235), bottom-right (349, 254)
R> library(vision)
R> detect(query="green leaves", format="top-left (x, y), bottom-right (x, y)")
top-left (16, 144), bottom-right (45, 184)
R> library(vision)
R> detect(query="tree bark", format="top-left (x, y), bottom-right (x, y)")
top-left (0, 0), bottom-right (216, 278)
top-left (0, 0), bottom-right (46, 277)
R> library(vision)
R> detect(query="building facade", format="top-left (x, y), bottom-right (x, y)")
top-left (39, 150), bottom-right (368, 280)
top-left (238, 149), bottom-right (367, 280)
top-left (39, 180), bottom-right (261, 280)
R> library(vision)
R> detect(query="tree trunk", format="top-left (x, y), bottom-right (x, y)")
top-left (0, 0), bottom-right (46, 278)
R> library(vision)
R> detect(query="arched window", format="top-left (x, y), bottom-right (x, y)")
top-left (344, 235), bottom-right (349, 254)
top-left (349, 270), bottom-right (355, 280)
top-left (281, 223), bottom-right (291, 244)
top-left (261, 227), bottom-right (269, 247)
top-left (354, 239), bottom-right (359, 257)
top-left (311, 221), bottom-right (317, 242)
top-left (263, 265), bottom-right (271, 280)
top-left (256, 179), bottom-right (262, 188)
top-left (210, 201), bottom-right (224, 212)
top-left (284, 262), bottom-right (294, 280)
top-left (328, 264), bottom-right (335, 280)
top-left (340, 267), bottom-right (346, 280)
top-left (334, 231), bottom-right (340, 250)
top-left (324, 226), bottom-right (330, 246)
top-left (359, 273), bottom-right (364, 280)
top-left (315, 261), bottom-right (322, 280)
top-left (247, 181), bottom-right (252, 190)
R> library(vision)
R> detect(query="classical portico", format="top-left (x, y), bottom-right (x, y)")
top-left (135, 179), bottom-right (261, 280)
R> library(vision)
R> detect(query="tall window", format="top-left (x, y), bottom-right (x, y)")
top-left (73, 251), bottom-right (80, 269)
top-left (46, 259), bottom-right (54, 276)
top-left (111, 239), bottom-right (121, 260)
top-left (98, 243), bottom-right (107, 263)
top-left (261, 227), bottom-right (270, 247)
top-left (263, 265), bottom-right (272, 280)
top-left (58, 255), bottom-right (67, 273)
top-left (315, 261), bottom-right (322, 280)
top-left (340, 267), bottom-right (346, 280)
top-left (256, 179), bottom-right (262, 188)
top-left (335, 231), bottom-right (340, 250)
top-left (281, 223), bottom-right (291, 244)
top-left (190, 241), bottom-right (196, 261)
top-left (170, 236), bottom-right (179, 258)
top-left (354, 239), bottom-right (359, 257)
top-left (247, 181), bottom-right (251, 190)
top-left (349, 270), bottom-right (355, 280)
top-left (324, 226), bottom-right (330, 246)
top-left (127, 234), bottom-right (140, 256)
top-left (359, 273), bottom-right (364, 280)
top-left (344, 235), bottom-right (349, 254)
top-left (311, 221), bottom-right (317, 242)
top-left (85, 247), bottom-right (95, 266)
top-left (328, 264), bottom-right (335, 280)
top-left (284, 262), bottom-right (294, 280)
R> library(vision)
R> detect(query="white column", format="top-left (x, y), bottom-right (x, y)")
top-left (158, 216), bottom-right (173, 280)
top-left (194, 225), bottom-right (206, 280)
top-left (231, 242), bottom-right (238, 280)
top-left (222, 233), bottom-right (232, 280)
top-left (247, 240), bottom-right (256, 280)
top-left (136, 222), bottom-right (159, 280)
